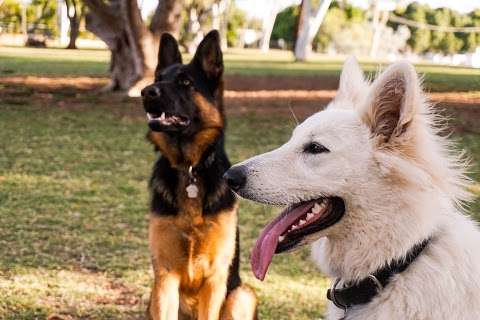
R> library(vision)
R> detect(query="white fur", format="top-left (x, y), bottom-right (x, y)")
top-left (234, 57), bottom-right (480, 319)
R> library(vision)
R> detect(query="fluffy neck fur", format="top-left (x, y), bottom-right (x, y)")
top-left (314, 105), bottom-right (472, 283)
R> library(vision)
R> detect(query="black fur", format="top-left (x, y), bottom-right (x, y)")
top-left (149, 134), bottom-right (236, 216)
top-left (143, 30), bottom-right (241, 294)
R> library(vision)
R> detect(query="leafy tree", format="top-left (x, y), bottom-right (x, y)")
top-left (0, 0), bottom-right (22, 32)
top-left (315, 6), bottom-right (348, 51)
top-left (271, 5), bottom-right (298, 46)
top-left (402, 3), bottom-right (431, 54)
top-left (226, 2), bottom-right (247, 47)
top-left (27, 0), bottom-right (58, 36)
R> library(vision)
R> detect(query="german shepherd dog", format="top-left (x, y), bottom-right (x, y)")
top-left (141, 30), bottom-right (257, 320)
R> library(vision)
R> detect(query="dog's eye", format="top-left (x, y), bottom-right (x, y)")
top-left (179, 78), bottom-right (191, 86)
top-left (303, 142), bottom-right (329, 154)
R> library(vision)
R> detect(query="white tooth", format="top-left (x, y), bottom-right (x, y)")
top-left (160, 112), bottom-right (166, 120)
top-left (292, 225), bottom-right (298, 230)
top-left (147, 113), bottom-right (153, 120)
top-left (278, 235), bottom-right (285, 242)
top-left (299, 219), bottom-right (306, 225)
top-left (307, 213), bottom-right (314, 220)
top-left (312, 203), bottom-right (321, 214)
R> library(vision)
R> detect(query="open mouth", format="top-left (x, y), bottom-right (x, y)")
top-left (147, 112), bottom-right (190, 128)
top-left (251, 197), bottom-right (345, 280)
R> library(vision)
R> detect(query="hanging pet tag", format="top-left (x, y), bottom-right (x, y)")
top-left (186, 166), bottom-right (198, 198)
top-left (186, 183), bottom-right (199, 198)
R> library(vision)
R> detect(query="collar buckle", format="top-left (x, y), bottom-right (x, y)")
top-left (328, 278), bottom-right (349, 313)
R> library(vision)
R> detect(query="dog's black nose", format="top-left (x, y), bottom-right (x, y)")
top-left (141, 85), bottom-right (161, 98)
top-left (224, 166), bottom-right (247, 192)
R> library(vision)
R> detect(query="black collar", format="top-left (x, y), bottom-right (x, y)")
top-left (327, 238), bottom-right (430, 312)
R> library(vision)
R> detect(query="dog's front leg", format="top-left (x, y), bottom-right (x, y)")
top-left (198, 274), bottom-right (227, 320)
top-left (149, 272), bottom-right (181, 320)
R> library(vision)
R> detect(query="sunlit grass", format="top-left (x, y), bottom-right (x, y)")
top-left (2, 46), bottom-right (480, 92)
top-left (0, 102), bottom-right (331, 319)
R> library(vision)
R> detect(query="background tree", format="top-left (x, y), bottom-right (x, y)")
top-left (27, 0), bottom-right (57, 35)
top-left (0, 0), bottom-right (22, 33)
top-left (64, 0), bottom-right (85, 49)
top-left (259, 0), bottom-right (280, 52)
top-left (293, 0), bottom-right (332, 61)
top-left (225, 2), bottom-right (247, 47)
top-left (271, 6), bottom-right (298, 48)
top-left (398, 3), bottom-right (431, 54)
top-left (83, 0), bottom-right (183, 93)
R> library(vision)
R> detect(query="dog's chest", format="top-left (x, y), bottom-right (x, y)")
top-left (149, 204), bottom-right (238, 287)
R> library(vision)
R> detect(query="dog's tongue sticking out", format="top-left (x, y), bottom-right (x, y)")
top-left (251, 201), bottom-right (326, 280)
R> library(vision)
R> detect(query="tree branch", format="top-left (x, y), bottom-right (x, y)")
top-left (149, 0), bottom-right (184, 37)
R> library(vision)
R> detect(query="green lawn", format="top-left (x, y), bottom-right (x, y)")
top-left (0, 100), bottom-right (331, 319)
top-left (2, 46), bottom-right (480, 92)
top-left (0, 48), bottom-right (479, 319)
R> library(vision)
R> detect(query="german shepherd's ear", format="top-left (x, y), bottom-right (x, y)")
top-left (192, 30), bottom-right (223, 81)
top-left (156, 33), bottom-right (182, 78)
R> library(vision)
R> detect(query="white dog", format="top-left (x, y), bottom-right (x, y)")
top-left (224, 58), bottom-right (480, 319)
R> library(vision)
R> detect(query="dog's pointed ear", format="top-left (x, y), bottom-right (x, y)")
top-left (332, 56), bottom-right (368, 108)
top-left (360, 61), bottom-right (420, 145)
top-left (156, 33), bottom-right (182, 77)
top-left (192, 30), bottom-right (223, 81)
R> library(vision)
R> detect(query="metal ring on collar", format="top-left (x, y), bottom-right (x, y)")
top-left (330, 278), bottom-right (348, 312)
top-left (367, 274), bottom-right (384, 291)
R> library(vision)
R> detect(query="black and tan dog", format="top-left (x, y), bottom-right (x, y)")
top-left (141, 30), bottom-right (257, 320)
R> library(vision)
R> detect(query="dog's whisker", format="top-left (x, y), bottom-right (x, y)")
top-left (288, 101), bottom-right (299, 127)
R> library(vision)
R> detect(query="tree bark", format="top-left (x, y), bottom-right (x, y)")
top-left (150, 0), bottom-right (183, 38)
top-left (369, 2), bottom-right (389, 58)
top-left (65, 0), bottom-right (84, 49)
top-left (84, 0), bottom-right (183, 92)
top-left (294, 0), bottom-right (332, 61)
top-left (260, 0), bottom-right (278, 53)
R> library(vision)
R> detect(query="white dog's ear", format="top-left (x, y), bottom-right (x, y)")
top-left (333, 56), bottom-right (368, 107)
top-left (360, 61), bottom-right (420, 145)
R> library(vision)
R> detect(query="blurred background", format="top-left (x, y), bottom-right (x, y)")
top-left (0, 0), bottom-right (479, 319)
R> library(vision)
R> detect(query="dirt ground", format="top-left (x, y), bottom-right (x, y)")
top-left (1, 75), bottom-right (479, 132)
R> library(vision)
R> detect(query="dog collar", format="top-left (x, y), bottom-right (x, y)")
top-left (185, 152), bottom-right (216, 199)
top-left (327, 238), bottom-right (430, 313)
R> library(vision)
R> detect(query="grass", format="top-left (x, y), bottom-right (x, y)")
top-left (0, 47), bottom-right (479, 319)
top-left (0, 101), bottom-right (331, 319)
top-left (2, 46), bottom-right (480, 92)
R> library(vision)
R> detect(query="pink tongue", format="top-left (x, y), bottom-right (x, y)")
top-left (251, 202), bottom-right (313, 280)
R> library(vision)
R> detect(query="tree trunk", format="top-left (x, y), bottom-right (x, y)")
top-left (65, 0), bottom-right (84, 49)
top-left (369, 2), bottom-right (389, 58)
top-left (294, 0), bottom-right (332, 61)
top-left (219, 0), bottom-right (230, 49)
top-left (260, 0), bottom-right (278, 53)
top-left (185, 6), bottom-right (204, 54)
top-left (150, 0), bottom-right (183, 38)
top-left (84, 0), bottom-right (183, 92)
top-left (67, 18), bottom-right (79, 49)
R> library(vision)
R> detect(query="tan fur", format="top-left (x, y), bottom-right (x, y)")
top-left (147, 131), bottom-right (182, 166)
top-left (220, 285), bottom-right (258, 320)
top-left (147, 74), bottom-right (256, 320)
top-left (148, 202), bottom-right (239, 320)
top-left (147, 94), bottom-right (223, 170)
top-left (193, 93), bottom-right (224, 128)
